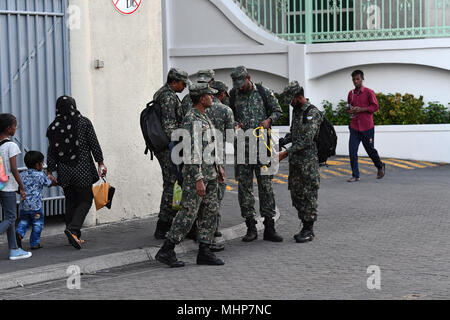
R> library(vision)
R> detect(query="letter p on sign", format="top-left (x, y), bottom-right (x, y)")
top-left (367, 265), bottom-right (381, 290)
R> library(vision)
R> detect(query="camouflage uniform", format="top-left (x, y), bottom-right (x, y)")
top-left (208, 80), bottom-right (235, 230)
top-left (153, 68), bottom-right (188, 224)
top-left (230, 66), bottom-right (282, 220)
top-left (166, 83), bottom-right (220, 245)
top-left (283, 81), bottom-right (323, 223)
top-left (181, 69), bottom-right (215, 118)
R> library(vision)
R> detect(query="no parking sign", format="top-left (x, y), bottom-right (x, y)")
top-left (112, 0), bottom-right (142, 15)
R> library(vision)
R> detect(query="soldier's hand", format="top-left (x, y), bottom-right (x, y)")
top-left (235, 123), bottom-right (243, 131)
top-left (196, 179), bottom-right (206, 197)
top-left (218, 166), bottom-right (226, 183)
top-left (260, 118), bottom-right (272, 130)
top-left (278, 150), bottom-right (288, 162)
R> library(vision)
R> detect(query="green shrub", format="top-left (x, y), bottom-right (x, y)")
top-left (424, 102), bottom-right (450, 124)
top-left (322, 93), bottom-right (448, 125)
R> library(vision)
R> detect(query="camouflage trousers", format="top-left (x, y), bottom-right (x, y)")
top-left (216, 181), bottom-right (226, 231)
top-left (155, 149), bottom-right (178, 223)
top-left (235, 164), bottom-right (276, 220)
top-left (167, 179), bottom-right (219, 245)
top-left (288, 161), bottom-right (320, 223)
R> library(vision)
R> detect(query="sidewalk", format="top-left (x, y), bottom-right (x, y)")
top-left (0, 165), bottom-right (278, 290)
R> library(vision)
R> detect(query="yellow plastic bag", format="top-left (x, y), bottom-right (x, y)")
top-left (172, 181), bottom-right (182, 211)
top-left (92, 178), bottom-right (110, 211)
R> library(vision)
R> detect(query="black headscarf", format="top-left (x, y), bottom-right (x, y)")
top-left (46, 95), bottom-right (82, 166)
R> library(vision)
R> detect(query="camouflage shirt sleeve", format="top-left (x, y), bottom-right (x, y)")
top-left (288, 107), bottom-right (322, 156)
top-left (183, 118), bottom-right (203, 182)
top-left (265, 87), bottom-right (283, 124)
top-left (160, 93), bottom-right (182, 140)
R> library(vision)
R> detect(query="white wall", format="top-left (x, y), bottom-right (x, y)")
top-left (69, 0), bottom-right (163, 224)
top-left (308, 64), bottom-right (450, 108)
top-left (334, 125), bottom-right (450, 163)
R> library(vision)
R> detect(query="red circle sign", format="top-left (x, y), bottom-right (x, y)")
top-left (112, 0), bottom-right (142, 15)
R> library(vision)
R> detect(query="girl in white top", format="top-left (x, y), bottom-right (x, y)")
top-left (0, 113), bottom-right (32, 260)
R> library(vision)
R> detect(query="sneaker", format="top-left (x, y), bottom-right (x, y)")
top-left (9, 248), bottom-right (32, 260)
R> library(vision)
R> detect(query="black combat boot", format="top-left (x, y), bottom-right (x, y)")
top-left (155, 240), bottom-right (185, 268)
top-left (197, 243), bottom-right (225, 265)
top-left (185, 221), bottom-right (198, 241)
top-left (154, 219), bottom-right (171, 240)
top-left (263, 217), bottom-right (283, 242)
top-left (242, 218), bottom-right (258, 242)
top-left (214, 230), bottom-right (222, 238)
top-left (294, 221), bottom-right (315, 243)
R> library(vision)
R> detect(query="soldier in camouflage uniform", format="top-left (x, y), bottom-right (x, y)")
top-left (181, 69), bottom-right (216, 241)
top-left (279, 81), bottom-right (323, 243)
top-left (181, 69), bottom-right (215, 117)
top-left (230, 66), bottom-right (283, 243)
top-left (156, 83), bottom-right (226, 267)
top-left (207, 80), bottom-right (235, 252)
top-left (153, 68), bottom-right (191, 240)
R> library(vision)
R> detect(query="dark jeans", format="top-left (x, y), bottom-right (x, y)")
top-left (349, 126), bottom-right (383, 178)
top-left (64, 186), bottom-right (93, 239)
top-left (0, 191), bottom-right (18, 249)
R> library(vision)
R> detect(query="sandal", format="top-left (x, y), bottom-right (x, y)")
top-left (347, 177), bottom-right (360, 182)
top-left (64, 229), bottom-right (82, 250)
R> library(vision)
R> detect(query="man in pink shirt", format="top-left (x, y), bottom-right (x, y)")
top-left (347, 70), bottom-right (385, 182)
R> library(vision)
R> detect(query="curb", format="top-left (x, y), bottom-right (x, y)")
top-left (0, 203), bottom-right (280, 290)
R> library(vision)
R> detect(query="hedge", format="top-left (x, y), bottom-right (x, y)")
top-left (272, 92), bottom-right (449, 126)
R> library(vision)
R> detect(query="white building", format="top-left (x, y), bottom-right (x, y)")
top-left (1, 0), bottom-right (449, 224)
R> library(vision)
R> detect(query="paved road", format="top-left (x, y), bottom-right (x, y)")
top-left (2, 160), bottom-right (449, 300)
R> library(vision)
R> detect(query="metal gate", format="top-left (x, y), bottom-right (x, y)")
top-left (0, 0), bottom-right (70, 217)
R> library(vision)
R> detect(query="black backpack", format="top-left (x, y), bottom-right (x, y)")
top-left (303, 105), bottom-right (337, 164)
top-left (140, 100), bottom-right (170, 160)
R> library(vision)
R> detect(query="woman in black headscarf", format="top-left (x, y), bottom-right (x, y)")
top-left (47, 96), bottom-right (107, 249)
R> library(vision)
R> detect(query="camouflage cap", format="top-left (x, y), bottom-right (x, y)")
top-left (168, 67), bottom-right (191, 86)
top-left (210, 80), bottom-right (229, 94)
top-left (189, 82), bottom-right (218, 97)
top-left (197, 69), bottom-right (215, 83)
top-left (230, 66), bottom-right (249, 89)
top-left (283, 80), bottom-right (303, 105)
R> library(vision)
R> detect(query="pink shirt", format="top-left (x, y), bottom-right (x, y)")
top-left (347, 86), bottom-right (379, 132)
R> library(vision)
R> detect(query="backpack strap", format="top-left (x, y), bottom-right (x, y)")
top-left (229, 88), bottom-right (237, 116)
top-left (0, 139), bottom-right (11, 147)
top-left (255, 83), bottom-right (270, 118)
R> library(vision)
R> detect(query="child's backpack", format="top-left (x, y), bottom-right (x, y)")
top-left (303, 106), bottom-right (337, 164)
top-left (140, 101), bottom-right (170, 160)
top-left (0, 139), bottom-right (11, 190)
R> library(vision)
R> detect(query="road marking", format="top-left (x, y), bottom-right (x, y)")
top-left (381, 160), bottom-right (414, 169)
top-left (226, 185), bottom-right (234, 191)
top-left (336, 168), bottom-right (353, 174)
top-left (277, 173), bottom-right (289, 179)
top-left (227, 179), bottom-right (239, 185)
top-left (387, 158), bottom-right (427, 168)
top-left (336, 158), bottom-right (374, 165)
top-left (272, 178), bottom-right (286, 184)
top-left (417, 161), bottom-right (438, 167)
top-left (320, 173), bottom-right (329, 179)
top-left (322, 169), bottom-right (345, 177)
top-left (359, 168), bottom-right (373, 174)
top-left (326, 160), bottom-right (347, 166)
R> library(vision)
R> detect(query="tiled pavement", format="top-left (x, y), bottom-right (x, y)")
top-left (1, 158), bottom-right (449, 300)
